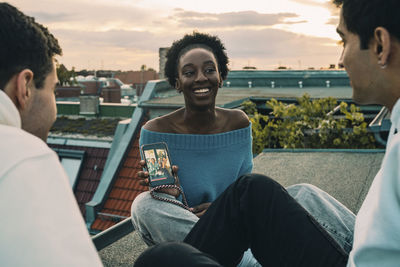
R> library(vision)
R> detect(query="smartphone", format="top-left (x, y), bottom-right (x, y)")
top-left (140, 142), bottom-right (175, 187)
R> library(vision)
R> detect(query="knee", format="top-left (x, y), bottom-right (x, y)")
top-left (236, 173), bottom-right (283, 193)
top-left (134, 242), bottom-right (220, 267)
top-left (131, 191), bottom-right (152, 225)
top-left (286, 183), bottom-right (321, 197)
top-left (134, 242), bottom-right (185, 266)
top-left (287, 183), bottom-right (316, 192)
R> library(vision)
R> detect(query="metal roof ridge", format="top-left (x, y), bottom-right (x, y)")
top-left (261, 148), bottom-right (386, 153)
top-left (85, 80), bottom-right (163, 230)
top-left (47, 135), bottom-right (113, 148)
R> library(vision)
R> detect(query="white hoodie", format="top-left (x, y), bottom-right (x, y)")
top-left (348, 99), bottom-right (400, 267)
top-left (0, 90), bottom-right (102, 266)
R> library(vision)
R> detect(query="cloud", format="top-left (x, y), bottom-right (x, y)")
top-left (53, 25), bottom-right (340, 71)
top-left (8, 0), bottom-right (340, 70)
top-left (11, 0), bottom-right (155, 30)
top-left (29, 12), bottom-right (75, 23)
top-left (170, 9), bottom-right (304, 28)
top-left (53, 29), bottom-right (172, 51)
top-left (326, 17), bottom-right (339, 26)
top-left (217, 28), bottom-right (340, 69)
top-left (291, 0), bottom-right (329, 7)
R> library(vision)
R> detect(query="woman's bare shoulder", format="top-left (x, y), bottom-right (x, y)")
top-left (219, 108), bottom-right (250, 130)
top-left (142, 109), bottom-right (184, 133)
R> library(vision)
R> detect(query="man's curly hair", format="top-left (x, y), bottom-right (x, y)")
top-left (164, 32), bottom-right (229, 87)
top-left (0, 3), bottom-right (62, 90)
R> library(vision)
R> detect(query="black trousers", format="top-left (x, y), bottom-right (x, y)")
top-left (135, 174), bottom-right (348, 267)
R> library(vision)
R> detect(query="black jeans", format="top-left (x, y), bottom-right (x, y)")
top-left (135, 174), bottom-right (349, 267)
top-left (134, 242), bottom-right (222, 267)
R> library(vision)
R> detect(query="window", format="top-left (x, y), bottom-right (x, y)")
top-left (61, 157), bottom-right (82, 187)
top-left (54, 149), bottom-right (85, 189)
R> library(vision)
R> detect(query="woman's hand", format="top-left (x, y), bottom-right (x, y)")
top-left (138, 160), bottom-right (151, 186)
top-left (190, 202), bottom-right (212, 217)
top-left (137, 160), bottom-right (181, 197)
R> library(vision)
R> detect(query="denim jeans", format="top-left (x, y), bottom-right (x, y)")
top-left (286, 183), bottom-right (355, 253)
top-left (131, 175), bottom-right (354, 266)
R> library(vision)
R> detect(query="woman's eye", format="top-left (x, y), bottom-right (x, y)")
top-left (205, 68), bottom-right (216, 74)
top-left (183, 71), bottom-right (194, 76)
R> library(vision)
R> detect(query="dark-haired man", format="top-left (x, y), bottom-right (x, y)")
top-left (333, 0), bottom-right (400, 265)
top-left (0, 3), bottom-right (102, 266)
top-left (134, 0), bottom-right (400, 266)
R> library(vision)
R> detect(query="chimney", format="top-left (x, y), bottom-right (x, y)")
top-left (79, 95), bottom-right (99, 115)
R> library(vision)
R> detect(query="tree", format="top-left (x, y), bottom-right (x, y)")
top-left (56, 63), bottom-right (76, 86)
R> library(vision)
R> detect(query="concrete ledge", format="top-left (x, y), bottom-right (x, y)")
top-left (253, 150), bottom-right (385, 213)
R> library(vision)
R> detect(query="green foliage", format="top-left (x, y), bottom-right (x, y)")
top-left (56, 63), bottom-right (77, 86)
top-left (242, 94), bottom-right (376, 154)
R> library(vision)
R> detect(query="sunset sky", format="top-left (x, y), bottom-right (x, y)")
top-left (9, 0), bottom-right (342, 71)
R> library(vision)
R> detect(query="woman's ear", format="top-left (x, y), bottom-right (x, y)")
top-left (15, 69), bottom-right (34, 110)
top-left (175, 78), bottom-right (182, 93)
top-left (374, 27), bottom-right (391, 68)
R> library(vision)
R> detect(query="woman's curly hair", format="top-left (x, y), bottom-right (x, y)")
top-left (164, 32), bottom-right (229, 87)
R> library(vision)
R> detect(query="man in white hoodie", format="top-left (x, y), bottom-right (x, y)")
top-left (0, 3), bottom-right (102, 266)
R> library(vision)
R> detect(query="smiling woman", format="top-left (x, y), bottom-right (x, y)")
top-left (131, 32), bottom-right (259, 266)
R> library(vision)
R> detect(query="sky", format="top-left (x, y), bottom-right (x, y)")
top-left (9, 0), bottom-right (342, 71)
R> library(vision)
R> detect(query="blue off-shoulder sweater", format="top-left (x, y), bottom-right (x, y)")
top-left (139, 124), bottom-right (253, 207)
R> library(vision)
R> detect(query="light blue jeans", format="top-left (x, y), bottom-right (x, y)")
top-left (131, 183), bottom-right (355, 266)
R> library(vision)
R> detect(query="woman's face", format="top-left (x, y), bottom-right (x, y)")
top-left (176, 47), bottom-right (221, 110)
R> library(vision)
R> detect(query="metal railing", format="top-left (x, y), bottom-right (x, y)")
top-left (91, 217), bottom-right (134, 251)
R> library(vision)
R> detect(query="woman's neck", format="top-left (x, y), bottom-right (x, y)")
top-left (181, 106), bottom-right (220, 134)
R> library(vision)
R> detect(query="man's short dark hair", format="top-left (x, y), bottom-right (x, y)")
top-left (0, 3), bottom-right (62, 90)
top-left (164, 32), bottom-right (229, 87)
top-left (334, 0), bottom-right (400, 49)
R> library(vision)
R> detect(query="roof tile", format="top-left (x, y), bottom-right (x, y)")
top-left (91, 118), bottom-right (149, 232)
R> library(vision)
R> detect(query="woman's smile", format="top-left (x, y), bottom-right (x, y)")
top-left (193, 88), bottom-right (211, 96)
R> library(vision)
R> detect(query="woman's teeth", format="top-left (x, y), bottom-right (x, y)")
top-left (194, 88), bottom-right (210, 94)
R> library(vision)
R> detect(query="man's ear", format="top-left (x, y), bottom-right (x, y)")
top-left (374, 27), bottom-right (391, 68)
top-left (15, 69), bottom-right (34, 110)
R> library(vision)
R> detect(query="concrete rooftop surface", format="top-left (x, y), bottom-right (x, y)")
top-left (98, 149), bottom-right (385, 266)
top-left (147, 86), bottom-right (353, 106)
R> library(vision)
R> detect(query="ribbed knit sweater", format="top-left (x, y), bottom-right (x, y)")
top-left (139, 125), bottom-right (253, 207)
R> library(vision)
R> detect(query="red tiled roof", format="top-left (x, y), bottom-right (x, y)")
top-left (49, 144), bottom-right (109, 219)
top-left (91, 132), bottom-right (147, 231)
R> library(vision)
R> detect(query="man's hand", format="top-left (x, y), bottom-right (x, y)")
top-left (190, 202), bottom-right (212, 217)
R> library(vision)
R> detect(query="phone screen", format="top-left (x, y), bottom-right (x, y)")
top-left (141, 143), bottom-right (175, 187)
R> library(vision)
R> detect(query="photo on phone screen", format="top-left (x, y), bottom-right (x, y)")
top-left (141, 143), bottom-right (175, 187)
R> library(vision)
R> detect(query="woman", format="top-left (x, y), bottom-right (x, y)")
top-left (131, 32), bottom-right (257, 266)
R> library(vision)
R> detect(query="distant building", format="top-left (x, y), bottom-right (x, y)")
top-left (224, 70), bottom-right (350, 88)
top-left (115, 70), bottom-right (159, 96)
